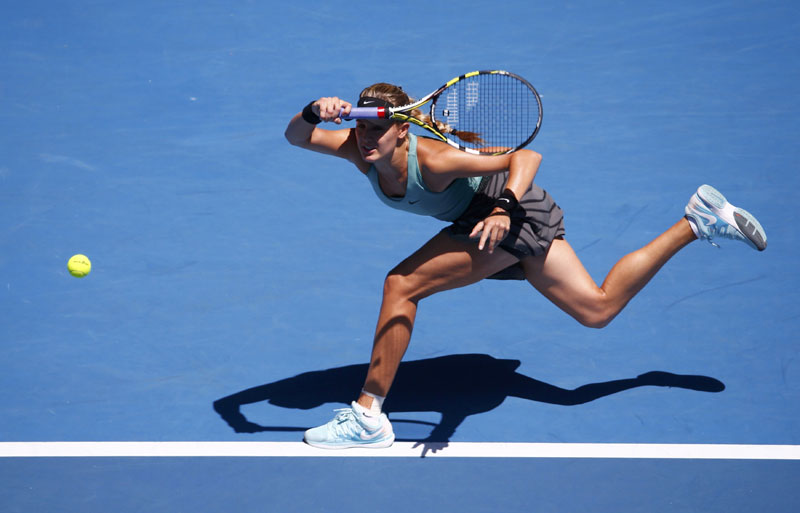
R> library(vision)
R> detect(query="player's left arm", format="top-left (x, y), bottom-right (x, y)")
top-left (419, 141), bottom-right (543, 253)
top-left (419, 140), bottom-right (541, 200)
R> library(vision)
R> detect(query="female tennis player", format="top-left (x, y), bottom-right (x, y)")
top-left (284, 83), bottom-right (767, 449)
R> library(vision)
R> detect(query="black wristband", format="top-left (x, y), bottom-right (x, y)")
top-left (493, 189), bottom-right (519, 213)
top-left (488, 210), bottom-right (511, 217)
top-left (302, 101), bottom-right (322, 125)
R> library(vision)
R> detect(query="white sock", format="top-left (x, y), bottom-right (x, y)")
top-left (686, 215), bottom-right (701, 238)
top-left (360, 389), bottom-right (385, 416)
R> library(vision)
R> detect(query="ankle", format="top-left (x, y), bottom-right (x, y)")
top-left (684, 216), bottom-right (700, 239)
top-left (357, 389), bottom-right (385, 415)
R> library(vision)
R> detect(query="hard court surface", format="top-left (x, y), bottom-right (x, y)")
top-left (1, 1), bottom-right (799, 511)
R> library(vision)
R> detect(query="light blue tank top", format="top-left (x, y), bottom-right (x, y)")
top-left (366, 134), bottom-right (481, 221)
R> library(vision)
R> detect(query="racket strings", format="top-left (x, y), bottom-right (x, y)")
top-left (434, 73), bottom-right (540, 153)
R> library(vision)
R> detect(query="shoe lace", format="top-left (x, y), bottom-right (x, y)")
top-left (708, 222), bottom-right (749, 249)
top-left (327, 408), bottom-right (361, 438)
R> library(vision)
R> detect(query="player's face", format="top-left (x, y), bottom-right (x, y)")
top-left (354, 119), bottom-right (405, 162)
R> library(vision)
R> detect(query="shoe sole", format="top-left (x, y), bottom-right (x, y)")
top-left (303, 435), bottom-right (395, 450)
top-left (697, 185), bottom-right (767, 251)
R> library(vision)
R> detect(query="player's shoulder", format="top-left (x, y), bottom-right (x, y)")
top-left (415, 135), bottom-right (450, 152)
top-left (416, 135), bottom-right (479, 174)
top-left (415, 136), bottom-right (459, 162)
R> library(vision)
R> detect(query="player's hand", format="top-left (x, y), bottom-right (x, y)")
top-left (412, 439), bottom-right (449, 458)
top-left (313, 97), bottom-right (351, 124)
top-left (469, 210), bottom-right (511, 254)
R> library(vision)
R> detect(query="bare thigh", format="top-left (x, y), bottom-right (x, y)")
top-left (520, 238), bottom-right (607, 325)
top-left (388, 231), bottom-right (520, 300)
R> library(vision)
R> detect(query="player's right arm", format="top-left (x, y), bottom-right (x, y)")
top-left (284, 97), bottom-right (363, 165)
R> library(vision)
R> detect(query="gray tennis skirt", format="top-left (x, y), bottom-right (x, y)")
top-left (442, 172), bottom-right (566, 280)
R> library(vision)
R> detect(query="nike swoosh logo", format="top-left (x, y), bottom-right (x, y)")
top-left (408, 199), bottom-right (420, 205)
top-left (362, 100), bottom-right (377, 106)
top-left (694, 210), bottom-right (717, 227)
top-left (359, 426), bottom-right (387, 441)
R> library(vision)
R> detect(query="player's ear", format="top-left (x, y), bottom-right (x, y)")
top-left (396, 121), bottom-right (410, 140)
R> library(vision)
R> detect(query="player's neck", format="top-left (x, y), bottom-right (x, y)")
top-left (373, 138), bottom-right (409, 178)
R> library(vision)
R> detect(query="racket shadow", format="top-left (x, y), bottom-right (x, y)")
top-left (213, 353), bottom-right (725, 448)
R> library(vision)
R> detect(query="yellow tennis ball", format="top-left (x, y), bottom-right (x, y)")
top-left (68, 254), bottom-right (91, 278)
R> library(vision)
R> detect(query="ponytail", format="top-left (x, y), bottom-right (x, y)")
top-left (360, 83), bottom-right (484, 146)
top-left (412, 109), bottom-right (484, 145)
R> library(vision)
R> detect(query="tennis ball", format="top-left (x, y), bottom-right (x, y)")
top-left (68, 254), bottom-right (91, 278)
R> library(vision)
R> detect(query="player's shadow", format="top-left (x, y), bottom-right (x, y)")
top-left (213, 353), bottom-right (724, 455)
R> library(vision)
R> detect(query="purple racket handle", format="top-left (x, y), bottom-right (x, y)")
top-left (340, 106), bottom-right (389, 120)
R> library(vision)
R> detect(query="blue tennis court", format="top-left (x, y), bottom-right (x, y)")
top-left (2, 0), bottom-right (799, 511)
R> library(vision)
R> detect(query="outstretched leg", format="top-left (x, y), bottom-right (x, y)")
top-left (304, 232), bottom-right (519, 449)
top-left (522, 218), bottom-right (696, 328)
top-left (523, 184), bottom-right (768, 328)
top-left (358, 231), bottom-right (519, 408)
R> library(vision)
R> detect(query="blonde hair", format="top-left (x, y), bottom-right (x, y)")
top-left (359, 83), bottom-right (483, 145)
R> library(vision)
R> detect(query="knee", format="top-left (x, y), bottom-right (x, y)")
top-left (574, 305), bottom-right (616, 329)
top-left (383, 271), bottom-right (412, 301)
top-left (383, 270), bottom-right (426, 303)
top-left (578, 315), bottom-right (613, 329)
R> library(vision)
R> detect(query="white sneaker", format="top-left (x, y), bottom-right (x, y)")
top-left (303, 402), bottom-right (395, 449)
top-left (685, 184), bottom-right (767, 251)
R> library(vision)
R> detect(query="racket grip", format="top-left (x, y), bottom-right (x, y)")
top-left (340, 107), bottom-right (386, 120)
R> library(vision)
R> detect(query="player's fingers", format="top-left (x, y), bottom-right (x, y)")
top-left (486, 218), bottom-right (510, 253)
top-left (488, 226), bottom-right (499, 254)
top-left (469, 221), bottom-right (484, 239)
top-left (318, 97), bottom-right (344, 121)
top-left (486, 223), bottom-right (503, 253)
top-left (321, 103), bottom-right (337, 120)
top-left (334, 101), bottom-right (352, 124)
top-left (339, 101), bottom-right (352, 118)
top-left (478, 224), bottom-right (491, 251)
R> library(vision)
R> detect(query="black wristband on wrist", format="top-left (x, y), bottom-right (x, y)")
top-left (302, 101), bottom-right (322, 125)
top-left (493, 189), bottom-right (519, 213)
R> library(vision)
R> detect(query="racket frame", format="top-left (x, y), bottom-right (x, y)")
top-left (343, 70), bottom-right (542, 155)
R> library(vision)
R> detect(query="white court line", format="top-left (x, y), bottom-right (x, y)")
top-left (1, 442), bottom-right (799, 459)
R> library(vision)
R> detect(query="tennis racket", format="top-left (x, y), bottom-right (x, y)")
top-left (342, 70), bottom-right (542, 156)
